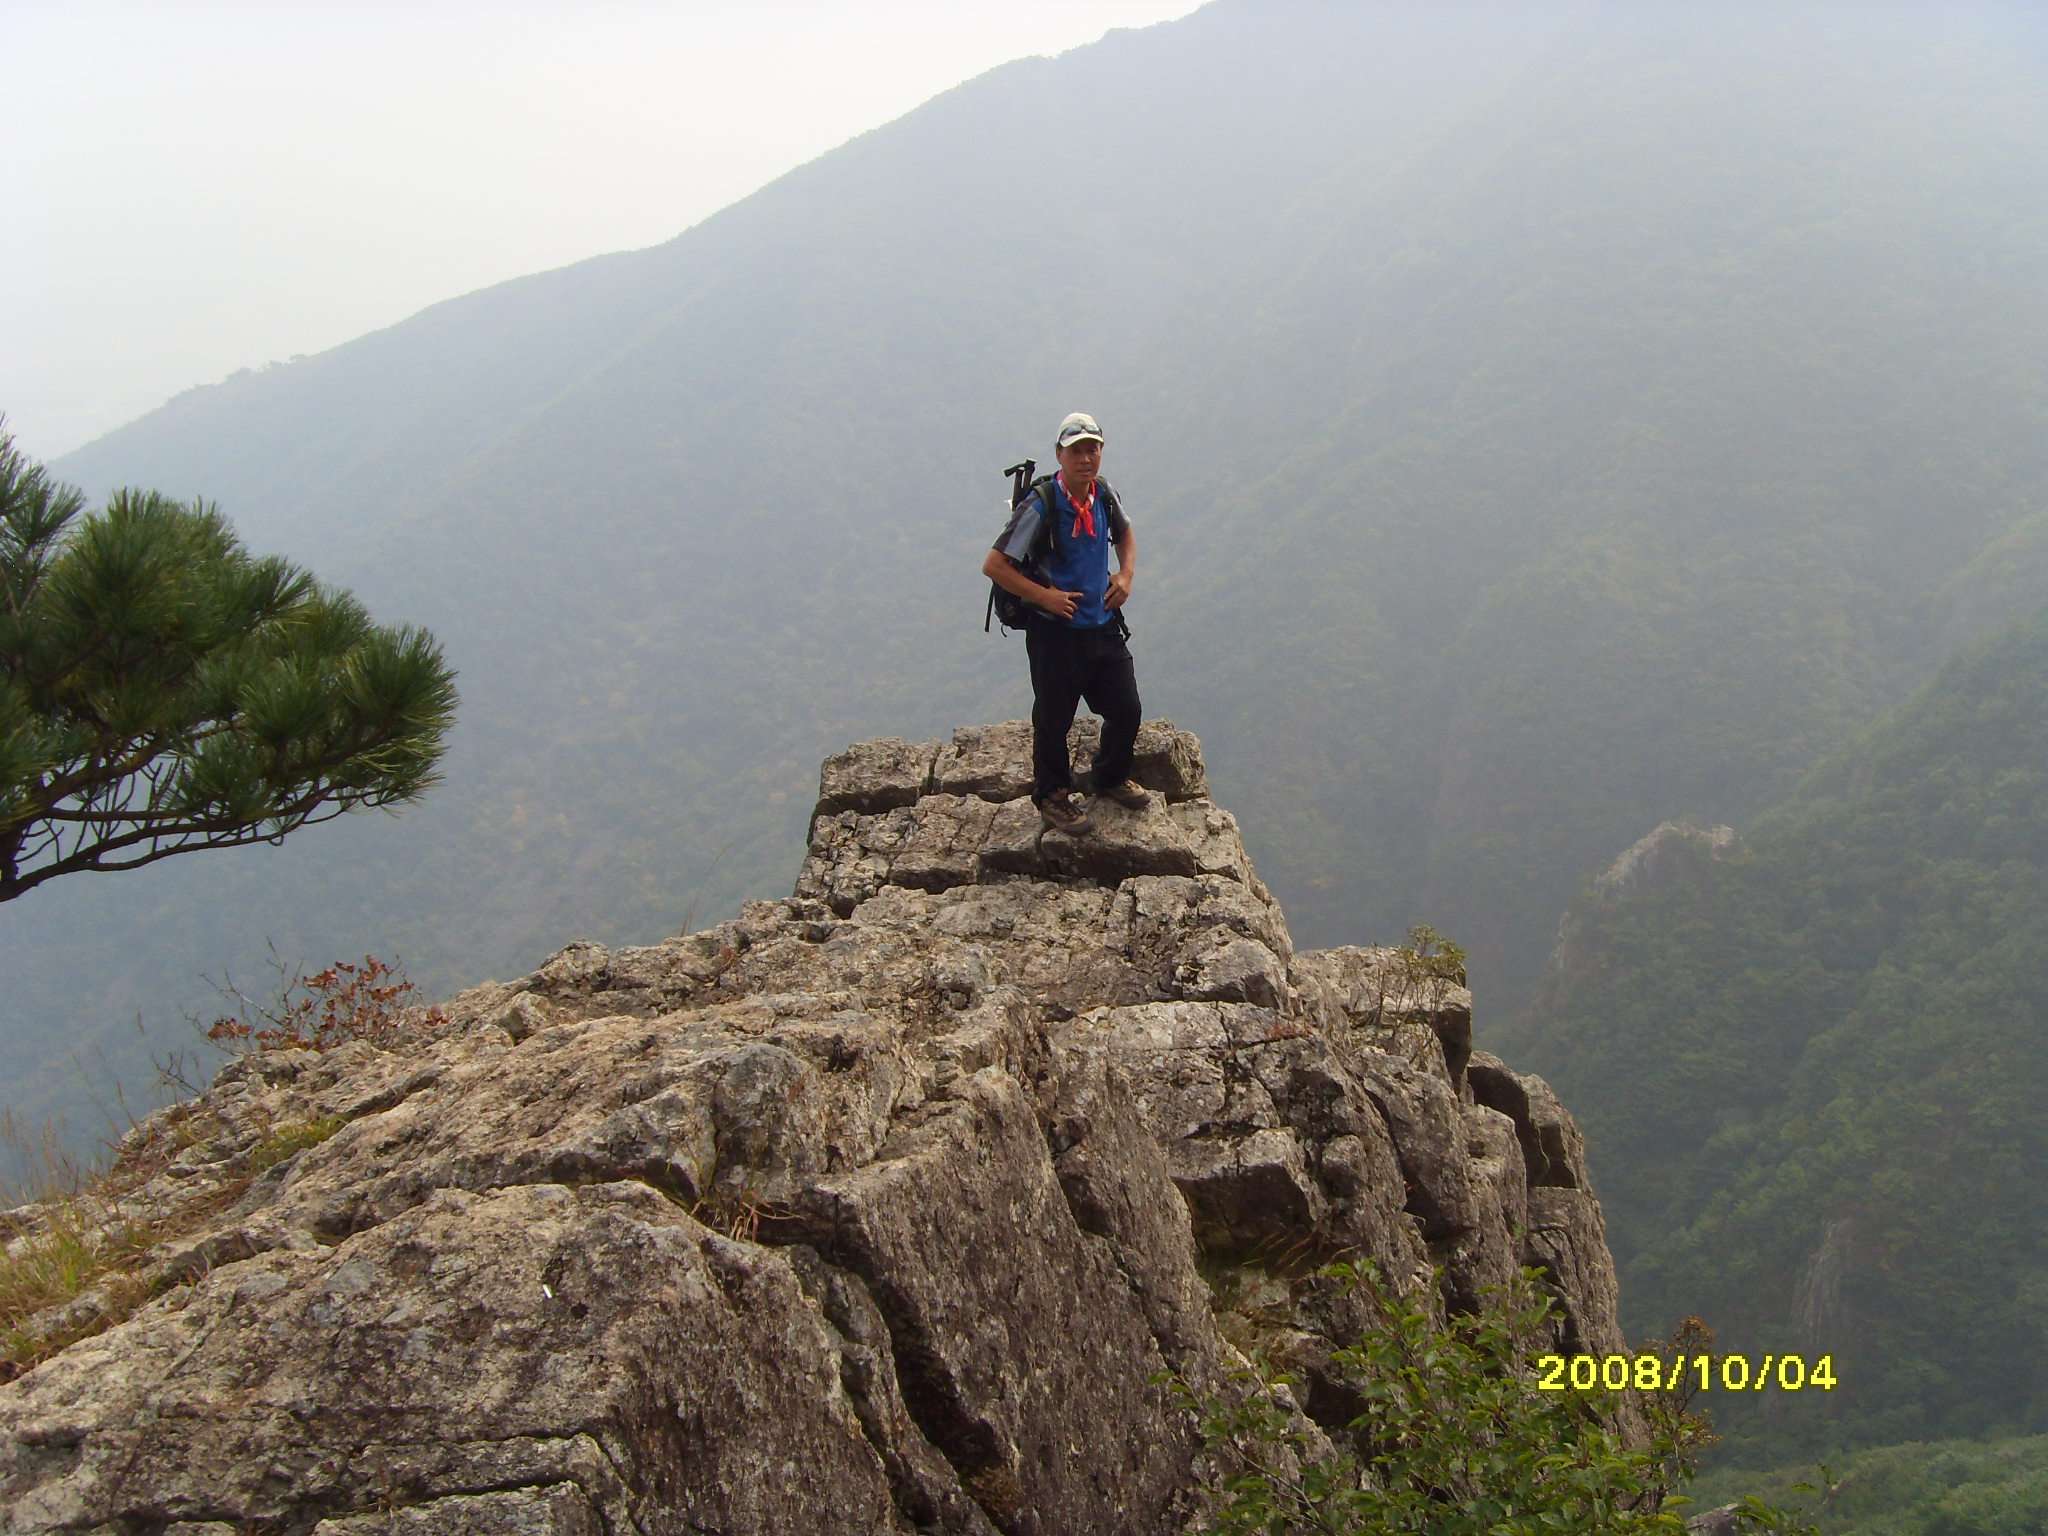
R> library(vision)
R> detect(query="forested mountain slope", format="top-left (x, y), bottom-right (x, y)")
top-left (8, 0), bottom-right (2047, 1137)
top-left (1521, 604), bottom-right (2048, 1454)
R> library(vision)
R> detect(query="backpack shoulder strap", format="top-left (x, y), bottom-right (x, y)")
top-left (1030, 476), bottom-right (1059, 562)
top-left (1099, 479), bottom-right (1129, 542)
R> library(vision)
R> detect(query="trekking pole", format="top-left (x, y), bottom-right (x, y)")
top-left (1004, 459), bottom-right (1036, 509)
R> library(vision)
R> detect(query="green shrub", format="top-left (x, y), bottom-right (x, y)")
top-left (1180, 1261), bottom-right (1822, 1536)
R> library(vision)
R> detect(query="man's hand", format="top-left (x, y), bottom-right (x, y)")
top-left (1040, 586), bottom-right (1084, 621)
top-left (1106, 569), bottom-right (1133, 611)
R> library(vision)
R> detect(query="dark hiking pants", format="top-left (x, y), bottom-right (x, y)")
top-left (1025, 619), bottom-right (1141, 803)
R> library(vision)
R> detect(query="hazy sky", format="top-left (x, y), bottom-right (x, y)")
top-left (2, 0), bottom-right (1204, 461)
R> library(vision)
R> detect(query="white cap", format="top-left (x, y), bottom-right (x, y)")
top-left (1056, 412), bottom-right (1105, 449)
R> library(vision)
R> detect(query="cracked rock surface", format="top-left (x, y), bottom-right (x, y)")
top-left (1, 719), bottom-right (1627, 1536)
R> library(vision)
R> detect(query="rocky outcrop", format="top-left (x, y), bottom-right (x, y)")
top-left (1546, 818), bottom-right (1737, 982)
top-left (1589, 821), bottom-right (1737, 904)
top-left (0, 720), bottom-right (1627, 1536)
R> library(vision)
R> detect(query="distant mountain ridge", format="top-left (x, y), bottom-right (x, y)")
top-left (9, 0), bottom-right (2048, 1146)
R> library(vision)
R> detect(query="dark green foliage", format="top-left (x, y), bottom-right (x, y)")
top-left (1522, 607), bottom-right (2048, 1453)
top-left (0, 431), bottom-right (456, 900)
top-left (1693, 1434), bottom-right (2048, 1536)
top-left (1183, 1261), bottom-right (1815, 1535)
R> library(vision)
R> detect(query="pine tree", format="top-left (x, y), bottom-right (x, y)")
top-left (0, 429), bottom-right (457, 901)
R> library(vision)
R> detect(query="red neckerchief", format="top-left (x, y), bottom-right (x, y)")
top-left (1059, 472), bottom-right (1097, 539)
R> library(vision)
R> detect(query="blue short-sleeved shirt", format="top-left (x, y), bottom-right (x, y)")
top-left (992, 477), bottom-right (1126, 629)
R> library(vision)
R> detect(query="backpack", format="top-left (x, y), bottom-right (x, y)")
top-left (984, 458), bottom-right (1130, 637)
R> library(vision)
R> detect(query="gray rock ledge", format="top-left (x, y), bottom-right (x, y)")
top-left (0, 720), bottom-right (1626, 1536)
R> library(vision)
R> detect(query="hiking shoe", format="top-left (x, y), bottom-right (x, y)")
top-left (1091, 776), bottom-right (1151, 810)
top-left (1036, 790), bottom-right (1094, 835)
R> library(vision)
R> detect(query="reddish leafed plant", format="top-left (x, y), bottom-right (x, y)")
top-left (206, 956), bottom-right (440, 1052)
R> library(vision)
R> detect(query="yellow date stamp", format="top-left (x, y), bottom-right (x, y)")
top-left (1535, 1353), bottom-right (1838, 1393)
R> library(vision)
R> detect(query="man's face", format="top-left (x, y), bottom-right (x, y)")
top-left (1057, 437), bottom-right (1103, 487)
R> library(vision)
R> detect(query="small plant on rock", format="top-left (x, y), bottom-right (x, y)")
top-left (245, 1115), bottom-right (348, 1173)
top-left (205, 955), bottom-right (442, 1052)
top-left (1385, 924), bottom-right (1469, 1015)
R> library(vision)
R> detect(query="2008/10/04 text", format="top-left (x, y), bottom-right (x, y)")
top-left (1536, 1354), bottom-right (1838, 1392)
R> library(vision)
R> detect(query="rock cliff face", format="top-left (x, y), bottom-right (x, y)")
top-left (1, 722), bottom-right (1627, 1536)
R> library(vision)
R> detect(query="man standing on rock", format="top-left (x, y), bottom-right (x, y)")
top-left (982, 411), bottom-right (1148, 836)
